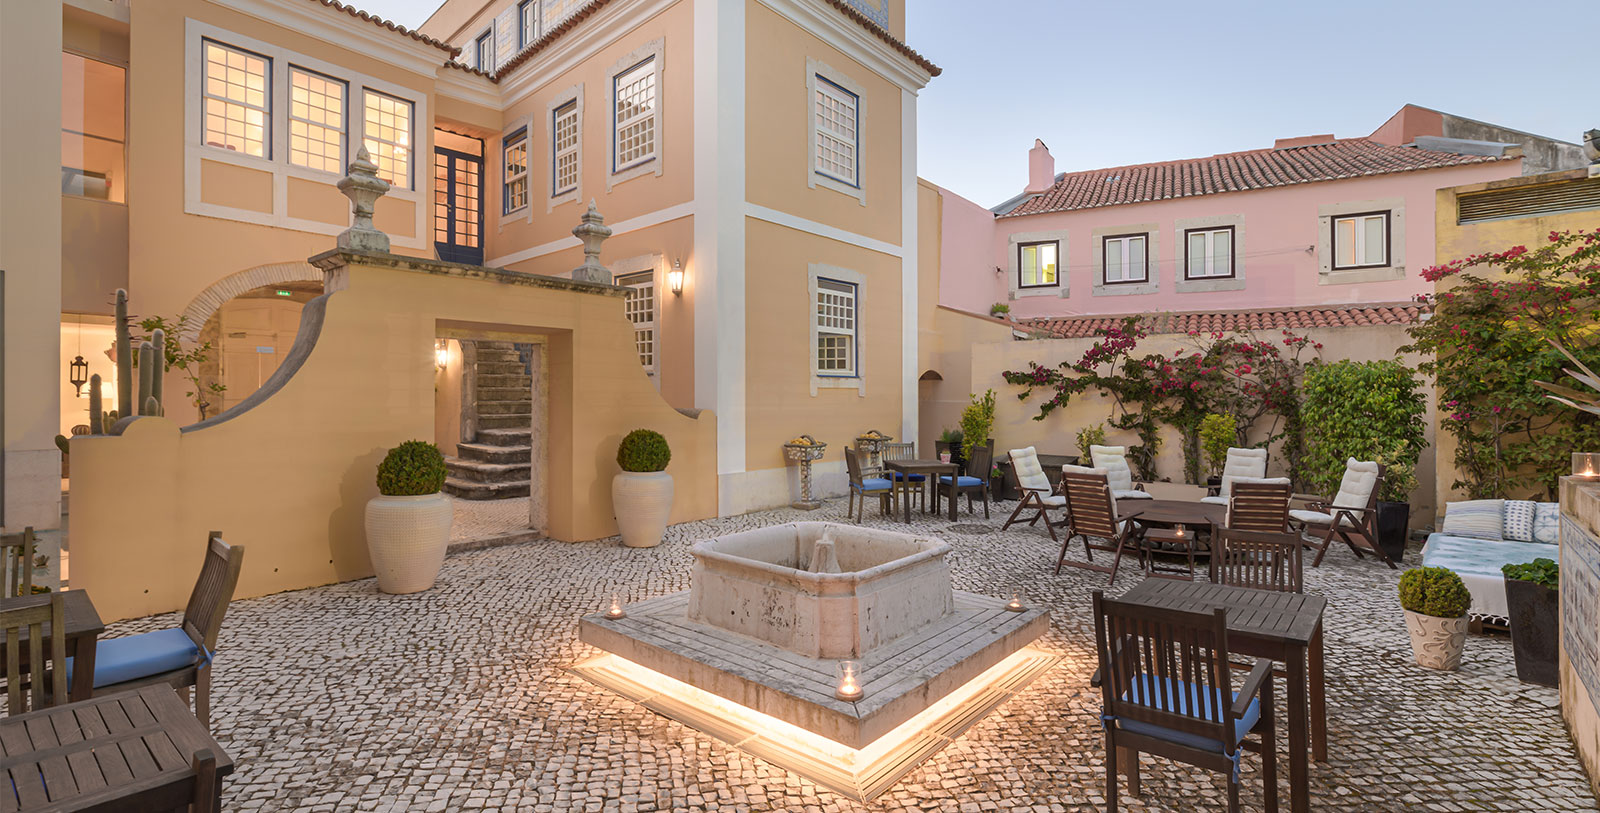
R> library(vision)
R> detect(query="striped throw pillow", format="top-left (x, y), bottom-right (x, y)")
top-left (1441, 499), bottom-right (1505, 542)
top-left (1503, 501), bottom-right (1537, 543)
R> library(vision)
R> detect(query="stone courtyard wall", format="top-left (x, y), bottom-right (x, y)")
top-left (1561, 477), bottom-right (1600, 796)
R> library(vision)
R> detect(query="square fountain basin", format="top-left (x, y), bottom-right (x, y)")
top-left (687, 522), bottom-right (954, 659)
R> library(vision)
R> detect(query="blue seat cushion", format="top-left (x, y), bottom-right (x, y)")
top-left (939, 475), bottom-right (985, 487)
top-left (891, 472), bottom-right (927, 482)
top-left (1114, 675), bottom-right (1260, 753)
top-left (68, 628), bottom-right (203, 689)
top-left (857, 477), bottom-right (893, 491)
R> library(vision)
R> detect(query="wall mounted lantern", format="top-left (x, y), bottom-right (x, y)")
top-left (668, 258), bottom-right (684, 297)
top-left (69, 355), bottom-right (89, 398)
top-left (434, 339), bottom-right (449, 371)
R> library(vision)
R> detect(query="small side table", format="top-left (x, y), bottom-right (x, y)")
top-left (1141, 526), bottom-right (1199, 581)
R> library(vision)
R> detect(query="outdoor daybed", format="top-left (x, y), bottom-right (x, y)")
top-left (1419, 499), bottom-right (1559, 624)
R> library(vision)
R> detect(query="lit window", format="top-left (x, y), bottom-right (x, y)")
top-left (1185, 227), bottom-right (1234, 279)
top-left (1018, 241), bottom-right (1058, 288)
top-left (288, 67), bottom-right (346, 174)
top-left (476, 31), bottom-right (494, 71)
top-left (553, 100), bottom-right (580, 196)
top-left (613, 58), bottom-right (657, 171)
top-left (1102, 234), bottom-right (1148, 284)
top-left (519, 0), bottom-right (539, 47)
top-left (504, 128), bottom-right (528, 213)
top-left (61, 52), bottom-right (126, 202)
top-left (618, 272), bottom-right (656, 374)
top-left (815, 279), bottom-right (857, 376)
top-left (202, 40), bottom-right (269, 158)
top-left (813, 76), bottom-right (858, 186)
top-left (1333, 212), bottom-right (1389, 270)
top-left (363, 90), bottom-right (412, 189)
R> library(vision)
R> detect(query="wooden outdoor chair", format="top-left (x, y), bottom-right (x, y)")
top-left (937, 441), bottom-right (993, 519)
top-left (844, 447), bottom-right (896, 523)
top-left (1055, 467), bottom-right (1147, 584)
top-left (1201, 448), bottom-right (1270, 504)
top-left (881, 442), bottom-right (926, 512)
top-left (1212, 529), bottom-right (1304, 594)
top-left (1001, 447), bottom-right (1069, 539)
top-left (89, 533), bottom-right (244, 728)
top-left (1289, 459), bottom-right (1394, 569)
top-left (0, 527), bottom-right (36, 598)
top-left (1093, 592), bottom-right (1278, 813)
top-left (1, 593), bottom-right (67, 716)
top-left (1224, 479), bottom-right (1293, 534)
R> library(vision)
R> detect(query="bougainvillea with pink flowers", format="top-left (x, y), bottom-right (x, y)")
top-left (1404, 228), bottom-right (1600, 499)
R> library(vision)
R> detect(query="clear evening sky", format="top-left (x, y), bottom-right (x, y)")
top-left (365, 0), bottom-right (1594, 207)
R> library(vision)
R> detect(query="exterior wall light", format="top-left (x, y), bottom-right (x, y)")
top-left (668, 258), bottom-right (684, 297)
top-left (434, 339), bottom-right (449, 371)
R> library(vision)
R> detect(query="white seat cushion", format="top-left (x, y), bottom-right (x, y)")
top-left (1090, 445), bottom-right (1137, 493)
top-left (1062, 464), bottom-right (1108, 477)
top-left (1040, 494), bottom-right (1066, 507)
top-left (1199, 495), bottom-right (1229, 505)
top-left (1290, 508), bottom-right (1359, 528)
top-left (1009, 447), bottom-right (1053, 494)
top-left (1218, 448), bottom-right (1269, 497)
top-left (1114, 490), bottom-right (1153, 500)
top-left (1331, 459), bottom-right (1379, 510)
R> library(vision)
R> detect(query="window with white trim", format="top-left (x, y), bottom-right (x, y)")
top-left (613, 58), bottom-right (657, 171)
top-left (813, 75), bottom-right (858, 187)
top-left (1018, 241), bottom-right (1058, 288)
top-left (202, 40), bottom-right (270, 158)
top-left (503, 128), bottom-right (528, 213)
top-left (815, 279), bottom-right (857, 376)
top-left (288, 66), bottom-right (345, 174)
top-left (475, 31), bottom-right (494, 71)
top-left (1332, 211), bottom-right (1389, 270)
top-left (1184, 227), bottom-right (1234, 279)
top-left (519, 0), bottom-right (539, 47)
top-left (1102, 234), bottom-right (1148, 284)
top-left (553, 100), bottom-right (579, 195)
top-left (363, 89), bottom-right (412, 189)
top-left (618, 271), bottom-right (656, 375)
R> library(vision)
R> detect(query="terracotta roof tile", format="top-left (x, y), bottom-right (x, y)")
top-left (306, 0), bottom-right (460, 55)
top-left (1023, 302), bottom-right (1429, 339)
top-left (1001, 139), bottom-right (1511, 218)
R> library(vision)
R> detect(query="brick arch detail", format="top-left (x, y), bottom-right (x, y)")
top-left (178, 262), bottom-right (324, 343)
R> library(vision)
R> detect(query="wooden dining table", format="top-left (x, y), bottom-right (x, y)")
top-left (0, 591), bottom-right (103, 702)
top-left (1117, 578), bottom-right (1327, 813)
top-left (0, 684), bottom-right (232, 811)
top-left (881, 459), bottom-right (958, 523)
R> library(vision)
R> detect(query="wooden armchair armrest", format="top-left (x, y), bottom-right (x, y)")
top-left (1233, 659), bottom-right (1274, 717)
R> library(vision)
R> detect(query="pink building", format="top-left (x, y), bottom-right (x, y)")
top-left (937, 105), bottom-right (1585, 329)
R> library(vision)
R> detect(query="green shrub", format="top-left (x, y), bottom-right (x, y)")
top-left (617, 429), bottom-right (671, 472)
top-left (376, 440), bottom-right (446, 496)
top-left (1075, 424), bottom-right (1106, 461)
top-left (1399, 566), bottom-right (1471, 618)
top-left (1301, 359), bottom-right (1427, 502)
top-left (1503, 558), bottom-right (1559, 589)
top-left (989, 302), bottom-right (1010, 317)
top-left (1198, 413), bottom-right (1235, 477)
top-left (960, 390), bottom-right (996, 461)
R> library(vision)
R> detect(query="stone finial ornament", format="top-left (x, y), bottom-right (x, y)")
top-left (337, 146), bottom-right (392, 252)
top-left (1585, 129), bottom-right (1599, 178)
top-left (570, 200), bottom-right (614, 283)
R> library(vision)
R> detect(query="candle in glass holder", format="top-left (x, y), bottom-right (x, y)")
top-left (1004, 591), bottom-right (1026, 613)
top-left (835, 661), bottom-right (863, 701)
top-left (1575, 453), bottom-right (1600, 478)
top-left (604, 595), bottom-right (627, 620)
top-left (1173, 524), bottom-right (1187, 539)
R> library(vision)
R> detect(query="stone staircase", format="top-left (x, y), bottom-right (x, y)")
top-left (445, 342), bottom-right (533, 500)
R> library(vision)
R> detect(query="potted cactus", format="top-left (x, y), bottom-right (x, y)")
top-left (1399, 566), bottom-right (1471, 670)
top-left (364, 440), bottom-right (452, 594)
top-left (613, 429), bottom-right (673, 548)
top-left (1502, 558), bottom-right (1559, 687)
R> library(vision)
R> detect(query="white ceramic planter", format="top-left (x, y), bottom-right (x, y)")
top-left (365, 493), bottom-right (453, 594)
top-left (1403, 609), bottom-right (1468, 671)
top-left (614, 471), bottom-right (674, 548)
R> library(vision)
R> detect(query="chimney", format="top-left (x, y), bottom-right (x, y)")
top-left (1025, 139), bottom-right (1055, 195)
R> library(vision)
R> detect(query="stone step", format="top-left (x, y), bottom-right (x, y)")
top-left (475, 346), bottom-right (521, 359)
top-left (445, 456), bottom-right (531, 484)
top-left (477, 428), bottom-right (531, 446)
top-left (478, 414), bottom-right (532, 430)
top-left (475, 387), bottom-right (530, 403)
top-left (475, 340), bottom-right (519, 350)
top-left (457, 442), bottom-right (532, 464)
top-left (477, 400), bottom-right (531, 416)
top-left (476, 361), bottom-right (527, 376)
top-left (444, 477), bottom-right (531, 500)
top-left (478, 374), bottom-right (532, 388)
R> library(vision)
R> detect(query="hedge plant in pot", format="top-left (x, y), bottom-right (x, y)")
top-left (613, 429), bottom-right (673, 548)
top-left (1198, 412), bottom-right (1234, 491)
top-left (365, 440), bottom-right (452, 594)
top-left (1399, 566), bottom-right (1471, 670)
top-left (1502, 558), bottom-right (1559, 687)
top-left (1302, 360), bottom-right (1427, 563)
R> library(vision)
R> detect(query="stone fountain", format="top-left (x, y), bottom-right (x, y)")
top-left (576, 522), bottom-right (1054, 801)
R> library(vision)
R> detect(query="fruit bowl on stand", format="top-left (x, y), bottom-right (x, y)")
top-left (854, 430), bottom-right (892, 471)
top-left (784, 435), bottom-right (828, 510)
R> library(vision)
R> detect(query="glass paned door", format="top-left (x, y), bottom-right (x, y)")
top-left (433, 145), bottom-right (483, 265)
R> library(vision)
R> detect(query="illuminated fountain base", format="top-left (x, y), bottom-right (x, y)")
top-left (575, 523), bottom-right (1053, 801)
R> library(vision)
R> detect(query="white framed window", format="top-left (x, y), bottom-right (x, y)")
top-left (815, 278), bottom-right (857, 377)
top-left (1018, 241), bottom-right (1058, 288)
top-left (503, 128), bottom-right (528, 213)
top-left (1102, 234), bottom-right (1148, 284)
top-left (202, 40), bottom-right (270, 158)
top-left (613, 57), bottom-right (657, 172)
top-left (475, 31), bottom-right (494, 71)
top-left (363, 89), bottom-right (412, 190)
top-left (519, 0), bottom-right (539, 47)
top-left (1332, 211), bottom-right (1389, 270)
top-left (288, 66), bottom-right (345, 174)
top-left (617, 271), bottom-right (656, 375)
top-left (1184, 227), bottom-right (1234, 279)
top-left (553, 100), bottom-right (579, 196)
top-left (813, 75), bottom-right (858, 187)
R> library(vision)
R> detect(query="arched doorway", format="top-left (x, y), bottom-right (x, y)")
top-left (195, 281), bottom-right (323, 416)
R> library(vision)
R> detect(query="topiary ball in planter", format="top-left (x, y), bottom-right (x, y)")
top-left (614, 429), bottom-right (674, 548)
top-left (1399, 566), bottom-right (1471, 670)
top-left (365, 440), bottom-right (453, 594)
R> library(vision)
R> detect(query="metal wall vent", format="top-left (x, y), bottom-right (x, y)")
top-left (1458, 177), bottom-right (1600, 224)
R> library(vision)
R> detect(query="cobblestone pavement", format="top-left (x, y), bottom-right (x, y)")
top-left (113, 497), bottom-right (1595, 812)
top-left (451, 497), bottom-right (532, 543)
